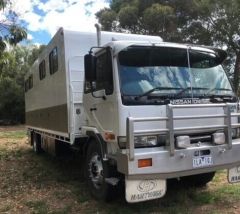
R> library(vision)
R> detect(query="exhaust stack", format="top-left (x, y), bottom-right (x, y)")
top-left (95, 23), bottom-right (101, 46)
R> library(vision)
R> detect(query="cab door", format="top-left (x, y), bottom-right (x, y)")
top-left (83, 48), bottom-right (117, 134)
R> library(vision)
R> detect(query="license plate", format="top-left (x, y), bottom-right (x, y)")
top-left (125, 179), bottom-right (166, 203)
top-left (193, 156), bottom-right (213, 168)
top-left (228, 166), bottom-right (240, 183)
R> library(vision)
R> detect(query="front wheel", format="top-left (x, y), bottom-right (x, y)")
top-left (85, 140), bottom-right (114, 201)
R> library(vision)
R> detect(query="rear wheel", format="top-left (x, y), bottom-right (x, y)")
top-left (85, 140), bottom-right (114, 201)
top-left (181, 172), bottom-right (215, 187)
top-left (32, 133), bottom-right (43, 154)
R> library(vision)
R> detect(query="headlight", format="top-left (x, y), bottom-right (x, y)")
top-left (134, 136), bottom-right (158, 148)
top-left (118, 135), bottom-right (160, 149)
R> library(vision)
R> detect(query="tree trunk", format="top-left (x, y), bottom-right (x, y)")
top-left (233, 52), bottom-right (240, 94)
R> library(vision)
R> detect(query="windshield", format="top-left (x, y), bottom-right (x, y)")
top-left (118, 46), bottom-right (234, 98)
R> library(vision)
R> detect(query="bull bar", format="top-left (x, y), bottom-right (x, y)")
top-left (116, 104), bottom-right (240, 179)
top-left (126, 104), bottom-right (240, 160)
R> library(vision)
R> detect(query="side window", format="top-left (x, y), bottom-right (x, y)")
top-left (24, 80), bottom-right (29, 92)
top-left (95, 51), bottom-right (113, 95)
top-left (29, 75), bottom-right (33, 89)
top-left (49, 47), bottom-right (58, 75)
top-left (84, 50), bottom-right (113, 95)
top-left (39, 60), bottom-right (46, 80)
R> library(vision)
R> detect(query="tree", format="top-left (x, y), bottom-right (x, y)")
top-left (96, 0), bottom-right (240, 92)
top-left (0, 0), bottom-right (27, 52)
top-left (189, 0), bottom-right (240, 92)
top-left (96, 0), bottom-right (193, 41)
top-left (142, 4), bottom-right (175, 38)
top-left (96, 8), bottom-right (117, 31)
top-left (0, 45), bottom-right (45, 124)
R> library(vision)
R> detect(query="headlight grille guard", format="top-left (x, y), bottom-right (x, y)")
top-left (126, 104), bottom-right (240, 161)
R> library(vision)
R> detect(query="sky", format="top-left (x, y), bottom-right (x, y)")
top-left (9, 0), bottom-right (109, 45)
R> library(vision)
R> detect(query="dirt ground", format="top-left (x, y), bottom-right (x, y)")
top-left (0, 126), bottom-right (95, 213)
top-left (1, 126), bottom-right (240, 214)
top-left (0, 125), bottom-right (26, 132)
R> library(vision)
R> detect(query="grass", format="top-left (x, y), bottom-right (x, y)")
top-left (25, 200), bottom-right (48, 214)
top-left (0, 204), bottom-right (11, 212)
top-left (0, 130), bottom-right (26, 139)
top-left (1, 126), bottom-right (240, 213)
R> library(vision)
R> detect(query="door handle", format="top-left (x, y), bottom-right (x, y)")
top-left (90, 108), bottom-right (97, 111)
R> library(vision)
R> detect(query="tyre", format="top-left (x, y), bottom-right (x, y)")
top-left (29, 131), bottom-right (34, 145)
top-left (181, 172), bottom-right (215, 187)
top-left (32, 133), bottom-right (43, 154)
top-left (85, 140), bottom-right (114, 201)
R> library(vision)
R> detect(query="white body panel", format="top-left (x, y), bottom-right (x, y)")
top-left (25, 31), bottom-right (67, 112)
top-left (25, 28), bottom-right (163, 143)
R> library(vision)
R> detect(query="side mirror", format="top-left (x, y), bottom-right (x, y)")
top-left (84, 53), bottom-right (96, 82)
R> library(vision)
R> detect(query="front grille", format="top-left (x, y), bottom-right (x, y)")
top-left (158, 133), bottom-right (214, 147)
top-left (189, 134), bottom-right (212, 144)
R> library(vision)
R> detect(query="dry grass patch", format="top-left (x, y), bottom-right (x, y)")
top-left (1, 126), bottom-right (240, 213)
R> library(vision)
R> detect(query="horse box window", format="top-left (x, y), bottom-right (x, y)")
top-left (25, 75), bottom-right (33, 92)
top-left (39, 60), bottom-right (46, 80)
top-left (49, 47), bottom-right (58, 75)
top-left (29, 75), bottom-right (33, 89)
top-left (24, 80), bottom-right (29, 92)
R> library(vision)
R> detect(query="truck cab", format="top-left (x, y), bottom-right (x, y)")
top-left (83, 41), bottom-right (240, 202)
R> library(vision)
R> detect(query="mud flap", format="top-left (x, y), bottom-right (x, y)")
top-left (228, 166), bottom-right (240, 183)
top-left (125, 178), bottom-right (166, 203)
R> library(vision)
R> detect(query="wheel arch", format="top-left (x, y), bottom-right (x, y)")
top-left (85, 131), bottom-right (107, 159)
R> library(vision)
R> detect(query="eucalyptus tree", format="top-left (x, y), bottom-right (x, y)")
top-left (0, 0), bottom-right (27, 52)
top-left (96, 0), bottom-right (240, 91)
top-left (0, 45), bottom-right (45, 123)
top-left (190, 0), bottom-right (240, 92)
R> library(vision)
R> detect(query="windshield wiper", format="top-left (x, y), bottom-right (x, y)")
top-left (135, 87), bottom-right (182, 100)
top-left (175, 87), bottom-right (208, 97)
top-left (204, 87), bottom-right (232, 96)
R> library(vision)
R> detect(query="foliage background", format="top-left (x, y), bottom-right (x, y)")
top-left (0, 45), bottom-right (45, 124)
top-left (0, 0), bottom-right (240, 123)
top-left (97, 0), bottom-right (240, 91)
top-left (0, 0), bottom-right (43, 124)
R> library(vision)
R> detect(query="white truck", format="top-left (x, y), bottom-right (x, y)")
top-left (25, 26), bottom-right (240, 203)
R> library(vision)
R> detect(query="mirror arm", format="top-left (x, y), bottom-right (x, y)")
top-left (90, 84), bottom-right (107, 100)
top-left (89, 46), bottom-right (107, 54)
top-left (91, 91), bottom-right (106, 100)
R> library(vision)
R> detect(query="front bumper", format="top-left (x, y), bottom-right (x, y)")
top-left (116, 139), bottom-right (240, 180)
top-left (117, 103), bottom-right (240, 180)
